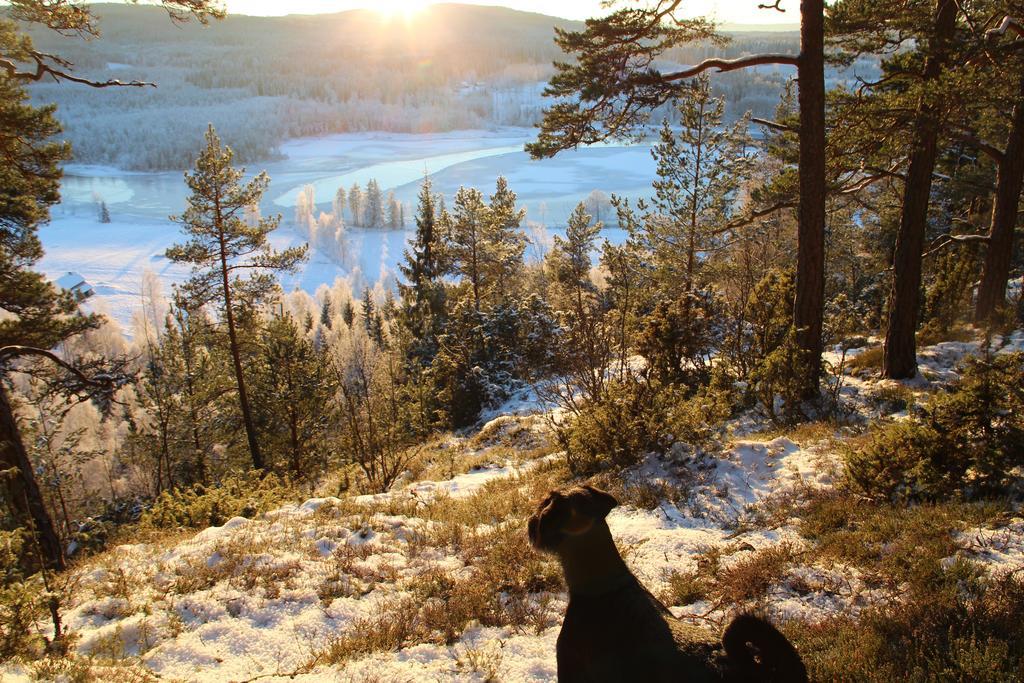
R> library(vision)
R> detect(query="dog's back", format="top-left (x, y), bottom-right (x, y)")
top-left (557, 577), bottom-right (721, 683)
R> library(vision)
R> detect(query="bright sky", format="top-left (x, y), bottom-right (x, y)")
top-left (220, 0), bottom-right (799, 23)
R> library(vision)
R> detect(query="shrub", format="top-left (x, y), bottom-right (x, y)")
top-left (636, 291), bottom-right (720, 388)
top-left (749, 327), bottom-right (811, 425)
top-left (0, 529), bottom-right (47, 660)
top-left (560, 373), bottom-right (735, 475)
top-left (560, 377), bottom-right (664, 474)
top-left (790, 567), bottom-right (1024, 681)
top-left (846, 352), bottom-right (1024, 502)
top-left (140, 473), bottom-right (295, 529)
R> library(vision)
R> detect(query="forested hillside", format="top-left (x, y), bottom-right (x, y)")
top-left (19, 3), bottom-right (808, 170)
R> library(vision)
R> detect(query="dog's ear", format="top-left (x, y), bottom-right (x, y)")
top-left (576, 485), bottom-right (618, 520)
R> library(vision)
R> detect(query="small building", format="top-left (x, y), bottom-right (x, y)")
top-left (55, 271), bottom-right (95, 301)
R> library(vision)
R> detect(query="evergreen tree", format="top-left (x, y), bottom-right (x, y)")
top-left (527, 0), bottom-right (827, 396)
top-left (444, 178), bottom-right (527, 315)
top-left (365, 178), bottom-right (384, 228)
top-left (361, 287), bottom-right (384, 346)
top-left (98, 200), bottom-right (111, 224)
top-left (445, 186), bottom-right (490, 314)
top-left (348, 183), bottom-right (364, 226)
top-left (830, 0), bottom-right (960, 378)
top-left (387, 191), bottom-right (401, 228)
top-left (0, 35), bottom-right (102, 573)
top-left (641, 75), bottom-right (749, 294)
top-left (166, 125), bottom-right (307, 471)
top-left (398, 177), bottom-right (446, 363)
top-left (320, 294), bottom-right (333, 329)
top-left (486, 176), bottom-right (528, 299)
top-left (254, 312), bottom-right (333, 479)
top-left (342, 299), bottom-right (355, 328)
top-left (332, 185), bottom-right (347, 225)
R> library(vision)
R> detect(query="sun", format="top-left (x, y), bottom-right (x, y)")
top-left (374, 0), bottom-right (432, 20)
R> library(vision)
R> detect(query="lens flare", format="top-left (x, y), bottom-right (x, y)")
top-left (374, 0), bottom-right (431, 20)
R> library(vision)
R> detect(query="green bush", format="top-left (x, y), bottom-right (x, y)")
top-left (561, 378), bottom-right (663, 474)
top-left (1, 529), bottom-right (47, 660)
top-left (749, 327), bottom-right (811, 425)
top-left (561, 372), bottom-right (735, 475)
top-left (140, 473), bottom-right (296, 529)
top-left (847, 352), bottom-right (1024, 502)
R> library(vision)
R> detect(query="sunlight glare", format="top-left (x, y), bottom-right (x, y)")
top-left (374, 0), bottom-right (432, 20)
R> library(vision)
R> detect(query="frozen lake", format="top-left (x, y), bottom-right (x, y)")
top-left (41, 128), bottom-right (654, 332)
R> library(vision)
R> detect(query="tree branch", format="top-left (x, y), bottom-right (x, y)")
top-left (950, 128), bottom-right (1005, 162)
top-left (660, 54), bottom-right (800, 81)
top-left (921, 233), bottom-right (990, 260)
top-left (752, 117), bottom-right (796, 133)
top-left (721, 200), bottom-right (797, 232)
top-left (987, 16), bottom-right (1024, 41)
top-left (758, 1), bottom-right (787, 12)
top-left (0, 55), bottom-right (155, 88)
top-left (0, 346), bottom-right (115, 389)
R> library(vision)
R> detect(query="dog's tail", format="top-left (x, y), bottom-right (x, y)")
top-left (721, 613), bottom-right (808, 683)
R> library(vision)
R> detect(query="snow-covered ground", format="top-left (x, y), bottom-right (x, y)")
top-left (42, 129), bottom-right (653, 333)
top-left (5, 333), bottom-right (1021, 682)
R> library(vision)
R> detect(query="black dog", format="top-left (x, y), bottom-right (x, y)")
top-left (529, 485), bottom-right (808, 682)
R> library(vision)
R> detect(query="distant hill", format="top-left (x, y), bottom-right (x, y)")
top-left (20, 3), bottom-right (801, 170)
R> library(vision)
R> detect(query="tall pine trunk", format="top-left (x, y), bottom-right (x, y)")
top-left (883, 0), bottom-right (957, 379)
top-left (0, 383), bottom-right (65, 573)
top-left (216, 211), bottom-right (264, 471)
top-left (975, 73), bottom-right (1024, 323)
top-left (794, 0), bottom-right (827, 396)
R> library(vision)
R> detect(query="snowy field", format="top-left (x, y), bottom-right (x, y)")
top-left (42, 128), bottom-right (652, 333)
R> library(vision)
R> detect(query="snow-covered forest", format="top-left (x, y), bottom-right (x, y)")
top-left (24, 4), bottom-right (810, 170)
top-left (3, 1), bottom-right (1024, 682)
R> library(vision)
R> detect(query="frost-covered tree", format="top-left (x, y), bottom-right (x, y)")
top-left (332, 186), bottom-right (347, 225)
top-left (387, 191), bottom-right (401, 228)
top-left (583, 190), bottom-right (612, 224)
top-left (365, 178), bottom-right (384, 228)
top-left (295, 185), bottom-right (316, 240)
top-left (166, 125), bottom-right (307, 471)
top-left (348, 183), bottom-right (364, 227)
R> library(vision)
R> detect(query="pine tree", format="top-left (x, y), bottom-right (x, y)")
top-left (365, 179), bottom-right (384, 228)
top-left (830, 0), bottom-right (960, 378)
top-left (333, 185), bottom-right (347, 225)
top-left (641, 75), bottom-right (749, 294)
top-left (254, 312), bottom-right (333, 478)
top-left (387, 191), bottom-right (401, 228)
top-left (166, 125), bottom-right (307, 471)
top-left (348, 183), bottom-right (364, 227)
top-left (0, 46), bottom-right (101, 573)
top-left (486, 176), bottom-right (527, 299)
top-left (361, 287), bottom-right (385, 346)
top-left (342, 299), bottom-right (355, 328)
top-left (526, 0), bottom-right (827, 395)
top-left (445, 186), bottom-right (490, 314)
top-left (98, 200), bottom-right (111, 224)
top-left (320, 294), bottom-right (333, 329)
top-left (398, 177), bottom-right (446, 361)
